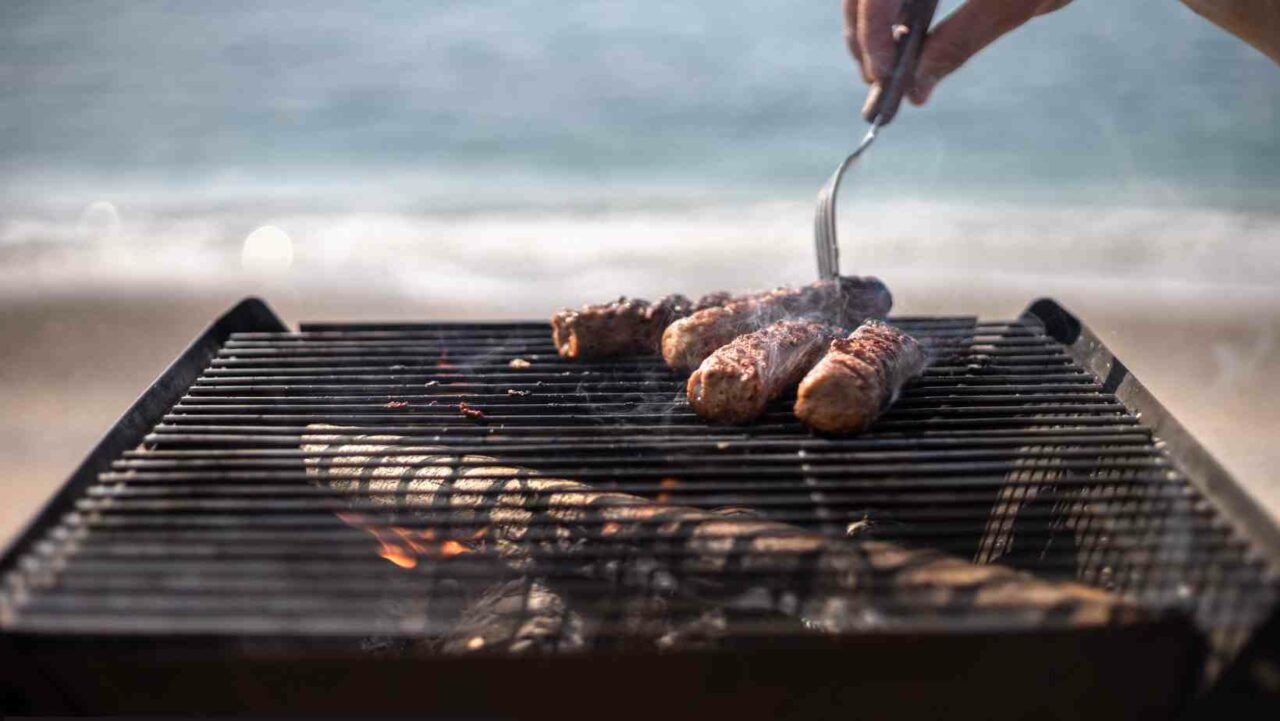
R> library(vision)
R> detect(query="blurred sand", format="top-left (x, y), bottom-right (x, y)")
top-left (2, 281), bottom-right (1277, 550)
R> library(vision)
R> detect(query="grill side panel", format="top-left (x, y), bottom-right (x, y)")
top-left (4, 622), bottom-right (1203, 718)
top-left (1024, 298), bottom-right (1280, 562)
top-left (0, 297), bottom-right (288, 586)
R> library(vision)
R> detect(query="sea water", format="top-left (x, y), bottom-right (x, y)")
top-left (1, 0), bottom-right (1277, 309)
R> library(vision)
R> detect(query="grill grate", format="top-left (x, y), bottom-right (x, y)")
top-left (2, 299), bottom-right (1277, 696)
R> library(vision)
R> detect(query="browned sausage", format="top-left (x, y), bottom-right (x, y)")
top-left (687, 320), bottom-right (843, 424)
top-left (794, 320), bottom-right (926, 434)
top-left (662, 276), bottom-right (892, 371)
top-left (551, 292), bottom-right (734, 359)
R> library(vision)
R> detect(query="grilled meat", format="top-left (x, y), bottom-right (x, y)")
top-left (687, 320), bottom-right (842, 424)
top-left (795, 320), bottom-right (926, 434)
top-left (551, 295), bottom-right (689, 359)
top-left (551, 292), bottom-right (732, 359)
top-left (661, 276), bottom-right (892, 371)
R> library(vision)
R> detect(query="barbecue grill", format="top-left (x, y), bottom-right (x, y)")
top-left (2, 297), bottom-right (1277, 718)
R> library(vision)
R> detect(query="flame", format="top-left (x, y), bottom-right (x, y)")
top-left (656, 477), bottom-right (680, 503)
top-left (335, 512), bottom-right (485, 568)
top-left (439, 540), bottom-right (470, 557)
top-left (380, 545), bottom-right (419, 569)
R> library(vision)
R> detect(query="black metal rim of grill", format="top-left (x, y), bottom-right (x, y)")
top-left (1, 296), bottom-right (1278, 719)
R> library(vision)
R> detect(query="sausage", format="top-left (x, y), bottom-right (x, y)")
top-left (551, 292), bottom-right (735, 359)
top-left (794, 320), bottom-right (926, 434)
top-left (661, 276), bottom-right (892, 371)
top-left (551, 295), bottom-right (691, 359)
top-left (687, 320), bottom-right (843, 424)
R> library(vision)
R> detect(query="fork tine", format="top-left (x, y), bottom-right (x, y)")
top-left (814, 166), bottom-right (841, 280)
top-left (813, 124), bottom-right (880, 281)
top-left (814, 168), bottom-right (840, 280)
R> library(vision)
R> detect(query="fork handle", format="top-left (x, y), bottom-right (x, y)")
top-left (861, 0), bottom-right (939, 125)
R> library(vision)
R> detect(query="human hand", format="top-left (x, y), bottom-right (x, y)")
top-left (843, 0), bottom-right (1074, 105)
top-left (1180, 0), bottom-right (1280, 65)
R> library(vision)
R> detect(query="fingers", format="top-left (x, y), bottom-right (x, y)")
top-left (909, 0), bottom-right (1073, 105)
top-left (843, 0), bottom-right (1071, 106)
top-left (858, 0), bottom-right (905, 83)
top-left (842, 0), bottom-right (873, 83)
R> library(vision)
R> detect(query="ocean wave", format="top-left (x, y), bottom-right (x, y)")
top-left (2, 199), bottom-right (1277, 315)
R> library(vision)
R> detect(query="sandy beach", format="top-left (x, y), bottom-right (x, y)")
top-left (3, 276), bottom-right (1277, 550)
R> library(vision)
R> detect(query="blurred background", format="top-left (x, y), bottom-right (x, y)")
top-left (2, 0), bottom-right (1278, 545)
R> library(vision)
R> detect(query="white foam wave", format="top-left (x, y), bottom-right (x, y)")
top-left (2, 199), bottom-right (1277, 316)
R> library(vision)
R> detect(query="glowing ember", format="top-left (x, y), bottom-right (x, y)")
top-left (384, 400), bottom-right (409, 409)
top-left (458, 402), bottom-right (485, 421)
top-left (656, 477), bottom-right (680, 503)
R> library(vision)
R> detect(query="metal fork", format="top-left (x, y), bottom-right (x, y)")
top-left (814, 0), bottom-right (939, 280)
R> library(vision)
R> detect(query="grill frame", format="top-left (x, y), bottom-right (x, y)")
top-left (1, 296), bottom-right (1276, 716)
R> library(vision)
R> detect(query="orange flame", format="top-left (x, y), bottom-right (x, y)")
top-left (656, 477), bottom-right (680, 503)
top-left (380, 545), bottom-right (419, 569)
top-left (439, 540), bottom-right (470, 557)
top-left (335, 512), bottom-right (484, 568)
